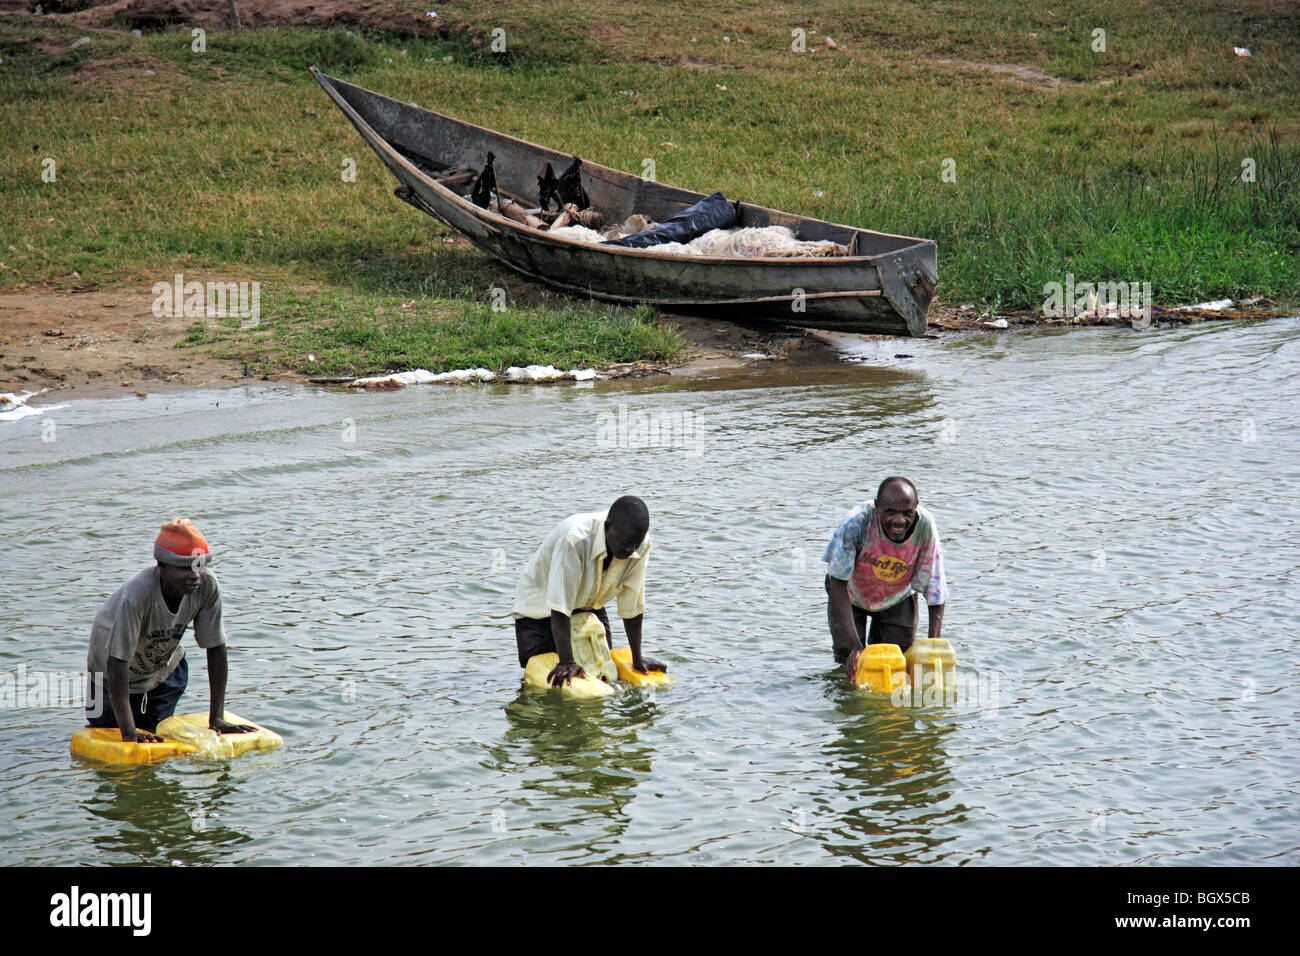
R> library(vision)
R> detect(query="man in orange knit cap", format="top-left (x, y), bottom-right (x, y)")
top-left (85, 519), bottom-right (256, 743)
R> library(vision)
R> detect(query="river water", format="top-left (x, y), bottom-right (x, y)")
top-left (1, 318), bottom-right (1297, 866)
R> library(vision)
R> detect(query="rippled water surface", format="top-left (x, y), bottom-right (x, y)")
top-left (2, 318), bottom-right (1297, 865)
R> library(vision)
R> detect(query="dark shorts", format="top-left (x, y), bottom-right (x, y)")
top-left (826, 582), bottom-right (919, 661)
top-left (514, 607), bottom-right (611, 667)
top-left (86, 654), bottom-right (189, 732)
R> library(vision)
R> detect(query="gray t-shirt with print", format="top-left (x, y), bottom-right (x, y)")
top-left (86, 566), bottom-right (226, 701)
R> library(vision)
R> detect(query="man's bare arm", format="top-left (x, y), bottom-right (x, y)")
top-left (547, 610), bottom-right (586, 686)
top-left (926, 603), bottom-right (945, 641)
top-left (624, 614), bottom-right (665, 673)
top-left (107, 657), bottom-right (162, 743)
top-left (826, 576), bottom-right (862, 678)
top-left (206, 644), bottom-right (256, 734)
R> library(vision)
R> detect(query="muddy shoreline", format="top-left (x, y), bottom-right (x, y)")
top-left (0, 286), bottom-right (1286, 402)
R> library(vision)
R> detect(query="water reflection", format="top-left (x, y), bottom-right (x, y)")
top-left (816, 675), bottom-right (965, 864)
top-left (486, 688), bottom-right (660, 850)
top-left (78, 762), bottom-right (252, 865)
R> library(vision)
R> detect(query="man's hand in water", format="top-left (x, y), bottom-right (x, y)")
top-left (844, 646), bottom-right (863, 682)
top-left (631, 656), bottom-right (667, 674)
top-left (210, 717), bottom-right (258, 735)
top-left (126, 729), bottom-right (165, 743)
top-left (548, 662), bottom-right (587, 687)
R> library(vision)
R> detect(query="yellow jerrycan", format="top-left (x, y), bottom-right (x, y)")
top-left (854, 643), bottom-right (908, 694)
top-left (523, 653), bottom-right (615, 698)
top-left (71, 727), bottom-right (197, 765)
top-left (905, 638), bottom-right (957, 701)
top-left (522, 611), bottom-right (618, 699)
top-left (156, 711), bottom-right (283, 758)
top-left (610, 647), bottom-right (673, 687)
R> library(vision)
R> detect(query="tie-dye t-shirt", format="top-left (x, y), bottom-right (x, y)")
top-left (822, 503), bottom-right (948, 612)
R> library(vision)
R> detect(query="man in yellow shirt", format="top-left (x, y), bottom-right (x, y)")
top-left (511, 495), bottom-right (666, 687)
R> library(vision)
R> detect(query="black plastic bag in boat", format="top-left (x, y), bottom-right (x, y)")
top-left (602, 192), bottom-right (741, 248)
top-left (470, 152), bottom-right (498, 209)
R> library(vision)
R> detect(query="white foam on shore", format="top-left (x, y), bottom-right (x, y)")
top-left (347, 365), bottom-right (598, 389)
top-left (0, 404), bottom-right (47, 422)
top-left (505, 365), bottom-right (597, 382)
top-left (348, 368), bottom-right (496, 388)
top-left (1177, 299), bottom-right (1234, 312)
top-left (0, 390), bottom-right (67, 422)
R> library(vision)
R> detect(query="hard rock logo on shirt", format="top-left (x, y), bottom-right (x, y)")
top-left (868, 553), bottom-right (913, 583)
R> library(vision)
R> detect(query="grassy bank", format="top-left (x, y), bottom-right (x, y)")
top-left (2, 1), bottom-right (1297, 376)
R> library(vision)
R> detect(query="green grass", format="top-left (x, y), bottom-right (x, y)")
top-left (1, 1), bottom-right (1296, 376)
top-left (191, 294), bottom-right (683, 376)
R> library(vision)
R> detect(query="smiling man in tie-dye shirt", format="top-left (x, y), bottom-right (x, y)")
top-left (822, 476), bottom-right (949, 679)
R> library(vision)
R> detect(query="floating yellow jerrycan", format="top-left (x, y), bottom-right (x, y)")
top-left (70, 710), bottom-right (282, 765)
top-left (522, 611), bottom-right (618, 699)
top-left (155, 711), bottom-right (283, 758)
top-left (610, 647), bottom-right (673, 687)
top-left (854, 643), bottom-right (908, 694)
top-left (70, 727), bottom-right (196, 765)
top-left (905, 638), bottom-right (957, 702)
top-left (523, 654), bottom-right (615, 698)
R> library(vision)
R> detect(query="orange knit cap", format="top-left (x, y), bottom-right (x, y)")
top-left (154, 518), bottom-right (212, 567)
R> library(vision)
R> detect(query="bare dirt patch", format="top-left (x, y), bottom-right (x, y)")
top-left (63, 54), bottom-right (185, 88)
top-left (47, 0), bottom-right (447, 36)
top-left (0, 287), bottom-right (275, 399)
top-left (922, 57), bottom-right (1078, 90)
top-left (676, 56), bottom-right (740, 71)
top-left (588, 22), bottom-right (624, 43)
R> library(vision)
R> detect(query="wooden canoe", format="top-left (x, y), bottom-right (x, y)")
top-left (311, 68), bottom-right (938, 336)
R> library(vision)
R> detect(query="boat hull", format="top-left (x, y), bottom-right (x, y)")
top-left (312, 69), bottom-right (938, 336)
